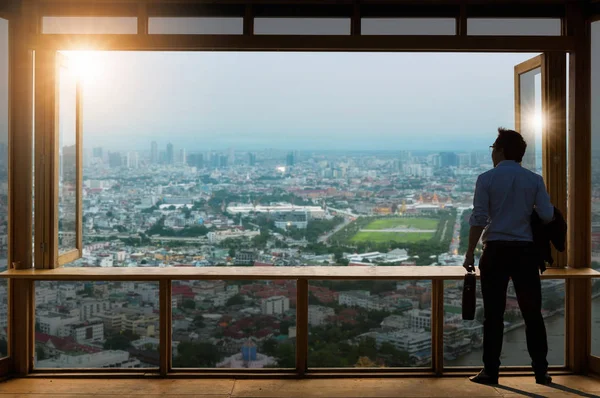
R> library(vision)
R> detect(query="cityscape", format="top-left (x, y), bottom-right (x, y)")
top-left (7, 143), bottom-right (586, 369)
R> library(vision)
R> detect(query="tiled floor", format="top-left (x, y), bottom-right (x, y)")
top-left (0, 375), bottom-right (599, 397)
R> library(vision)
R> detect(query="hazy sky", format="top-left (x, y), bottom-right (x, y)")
top-left (73, 51), bottom-right (541, 152)
top-left (1, 20), bottom-right (598, 152)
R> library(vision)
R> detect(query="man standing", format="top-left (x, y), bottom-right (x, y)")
top-left (464, 128), bottom-right (554, 385)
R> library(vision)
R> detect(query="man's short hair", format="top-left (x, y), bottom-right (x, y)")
top-left (494, 127), bottom-right (527, 163)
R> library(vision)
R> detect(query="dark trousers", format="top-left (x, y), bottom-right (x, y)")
top-left (479, 241), bottom-right (548, 377)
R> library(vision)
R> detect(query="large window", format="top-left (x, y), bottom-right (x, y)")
top-left (0, 17), bottom-right (8, 359)
top-left (34, 281), bottom-right (159, 369)
top-left (444, 280), bottom-right (565, 367)
top-left (591, 20), bottom-right (600, 358)
top-left (308, 280), bottom-right (431, 368)
top-left (61, 52), bottom-right (554, 270)
top-left (172, 279), bottom-right (296, 369)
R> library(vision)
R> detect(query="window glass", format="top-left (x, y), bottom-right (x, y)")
top-left (254, 18), bottom-right (351, 35)
top-left (42, 17), bottom-right (138, 35)
top-left (361, 18), bottom-right (455, 36)
top-left (172, 279), bottom-right (296, 368)
top-left (468, 18), bottom-right (561, 36)
top-left (64, 51), bottom-right (542, 271)
top-left (0, 17), bottom-right (8, 359)
top-left (57, 63), bottom-right (77, 255)
top-left (149, 17), bottom-right (243, 35)
top-left (444, 280), bottom-right (565, 367)
top-left (34, 281), bottom-right (159, 369)
top-left (591, 21), bottom-right (600, 357)
top-left (309, 280), bottom-right (431, 368)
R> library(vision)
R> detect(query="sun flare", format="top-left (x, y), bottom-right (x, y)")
top-left (532, 111), bottom-right (543, 132)
top-left (66, 51), bottom-right (104, 84)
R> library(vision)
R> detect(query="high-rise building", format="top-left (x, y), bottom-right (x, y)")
top-left (166, 143), bottom-right (174, 165)
top-left (248, 152), bottom-right (256, 166)
top-left (108, 152), bottom-right (122, 168)
top-left (286, 152), bottom-right (295, 167)
top-left (127, 151), bottom-right (139, 169)
top-left (187, 153), bottom-right (204, 169)
top-left (228, 147), bottom-right (235, 165)
top-left (150, 141), bottom-right (158, 164)
top-left (179, 148), bottom-right (186, 165)
top-left (93, 147), bottom-right (103, 158)
top-left (439, 152), bottom-right (458, 168)
top-left (219, 155), bottom-right (228, 168)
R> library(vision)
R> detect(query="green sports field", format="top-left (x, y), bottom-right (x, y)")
top-left (364, 218), bottom-right (439, 230)
top-left (350, 231), bottom-right (435, 243)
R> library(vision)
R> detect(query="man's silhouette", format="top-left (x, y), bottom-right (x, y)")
top-left (464, 128), bottom-right (554, 385)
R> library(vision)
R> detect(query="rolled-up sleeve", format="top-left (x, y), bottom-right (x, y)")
top-left (535, 176), bottom-right (554, 223)
top-left (469, 175), bottom-right (490, 227)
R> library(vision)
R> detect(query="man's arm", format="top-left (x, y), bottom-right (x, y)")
top-left (535, 176), bottom-right (554, 224)
top-left (464, 175), bottom-right (489, 270)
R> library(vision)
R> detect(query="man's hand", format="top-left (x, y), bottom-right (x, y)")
top-left (463, 252), bottom-right (475, 272)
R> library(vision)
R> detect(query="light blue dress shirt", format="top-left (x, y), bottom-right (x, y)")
top-left (469, 160), bottom-right (554, 243)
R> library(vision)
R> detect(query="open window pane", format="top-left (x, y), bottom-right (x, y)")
top-left (254, 18), bottom-right (351, 35)
top-left (0, 17), bottom-right (7, 358)
top-left (468, 19), bottom-right (561, 36)
top-left (518, 66), bottom-right (543, 173)
top-left (42, 17), bottom-right (138, 35)
top-left (149, 17), bottom-right (243, 35)
top-left (308, 280), bottom-right (431, 368)
top-left (34, 281), bottom-right (159, 369)
top-left (57, 63), bottom-right (78, 256)
top-left (444, 280), bottom-right (565, 367)
top-left (172, 280), bottom-right (296, 369)
top-left (361, 18), bottom-right (455, 36)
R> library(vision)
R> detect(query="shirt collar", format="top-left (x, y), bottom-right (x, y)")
top-left (496, 160), bottom-right (520, 168)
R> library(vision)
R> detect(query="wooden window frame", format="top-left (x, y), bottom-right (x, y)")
top-left (1, 267), bottom-right (598, 376)
top-left (514, 53), bottom-right (568, 268)
top-left (34, 51), bottom-right (83, 269)
top-left (2, 0), bottom-right (596, 379)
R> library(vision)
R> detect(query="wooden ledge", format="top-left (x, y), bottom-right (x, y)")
top-left (1, 266), bottom-right (598, 281)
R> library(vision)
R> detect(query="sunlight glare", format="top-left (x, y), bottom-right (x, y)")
top-left (533, 111), bottom-right (543, 132)
top-left (68, 51), bottom-right (104, 84)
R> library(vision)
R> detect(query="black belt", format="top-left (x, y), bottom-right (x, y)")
top-left (484, 240), bottom-right (534, 249)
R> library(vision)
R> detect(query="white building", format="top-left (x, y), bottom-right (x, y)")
top-left (69, 319), bottom-right (104, 343)
top-left (58, 284), bottom-right (77, 301)
top-left (36, 286), bottom-right (58, 305)
top-left (338, 291), bottom-right (382, 311)
top-left (38, 313), bottom-right (80, 336)
top-left (408, 309), bottom-right (431, 331)
top-left (381, 314), bottom-right (409, 330)
top-left (226, 204), bottom-right (325, 219)
top-left (79, 299), bottom-right (111, 321)
top-left (36, 350), bottom-right (141, 369)
top-left (308, 305), bottom-right (335, 327)
top-left (261, 296), bottom-right (290, 315)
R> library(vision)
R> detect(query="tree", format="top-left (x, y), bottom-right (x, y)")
top-left (173, 342), bottom-right (222, 367)
top-left (279, 321), bottom-right (291, 335)
top-left (355, 356), bottom-right (377, 367)
top-left (104, 334), bottom-right (134, 350)
top-left (182, 299), bottom-right (196, 310)
top-left (275, 343), bottom-right (295, 368)
top-left (36, 346), bottom-right (47, 361)
top-left (228, 247), bottom-right (236, 258)
top-left (193, 315), bottom-right (205, 328)
top-left (226, 294), bottom-right (245, 306)
top-left (0, 338), bottom-right (7, 356)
